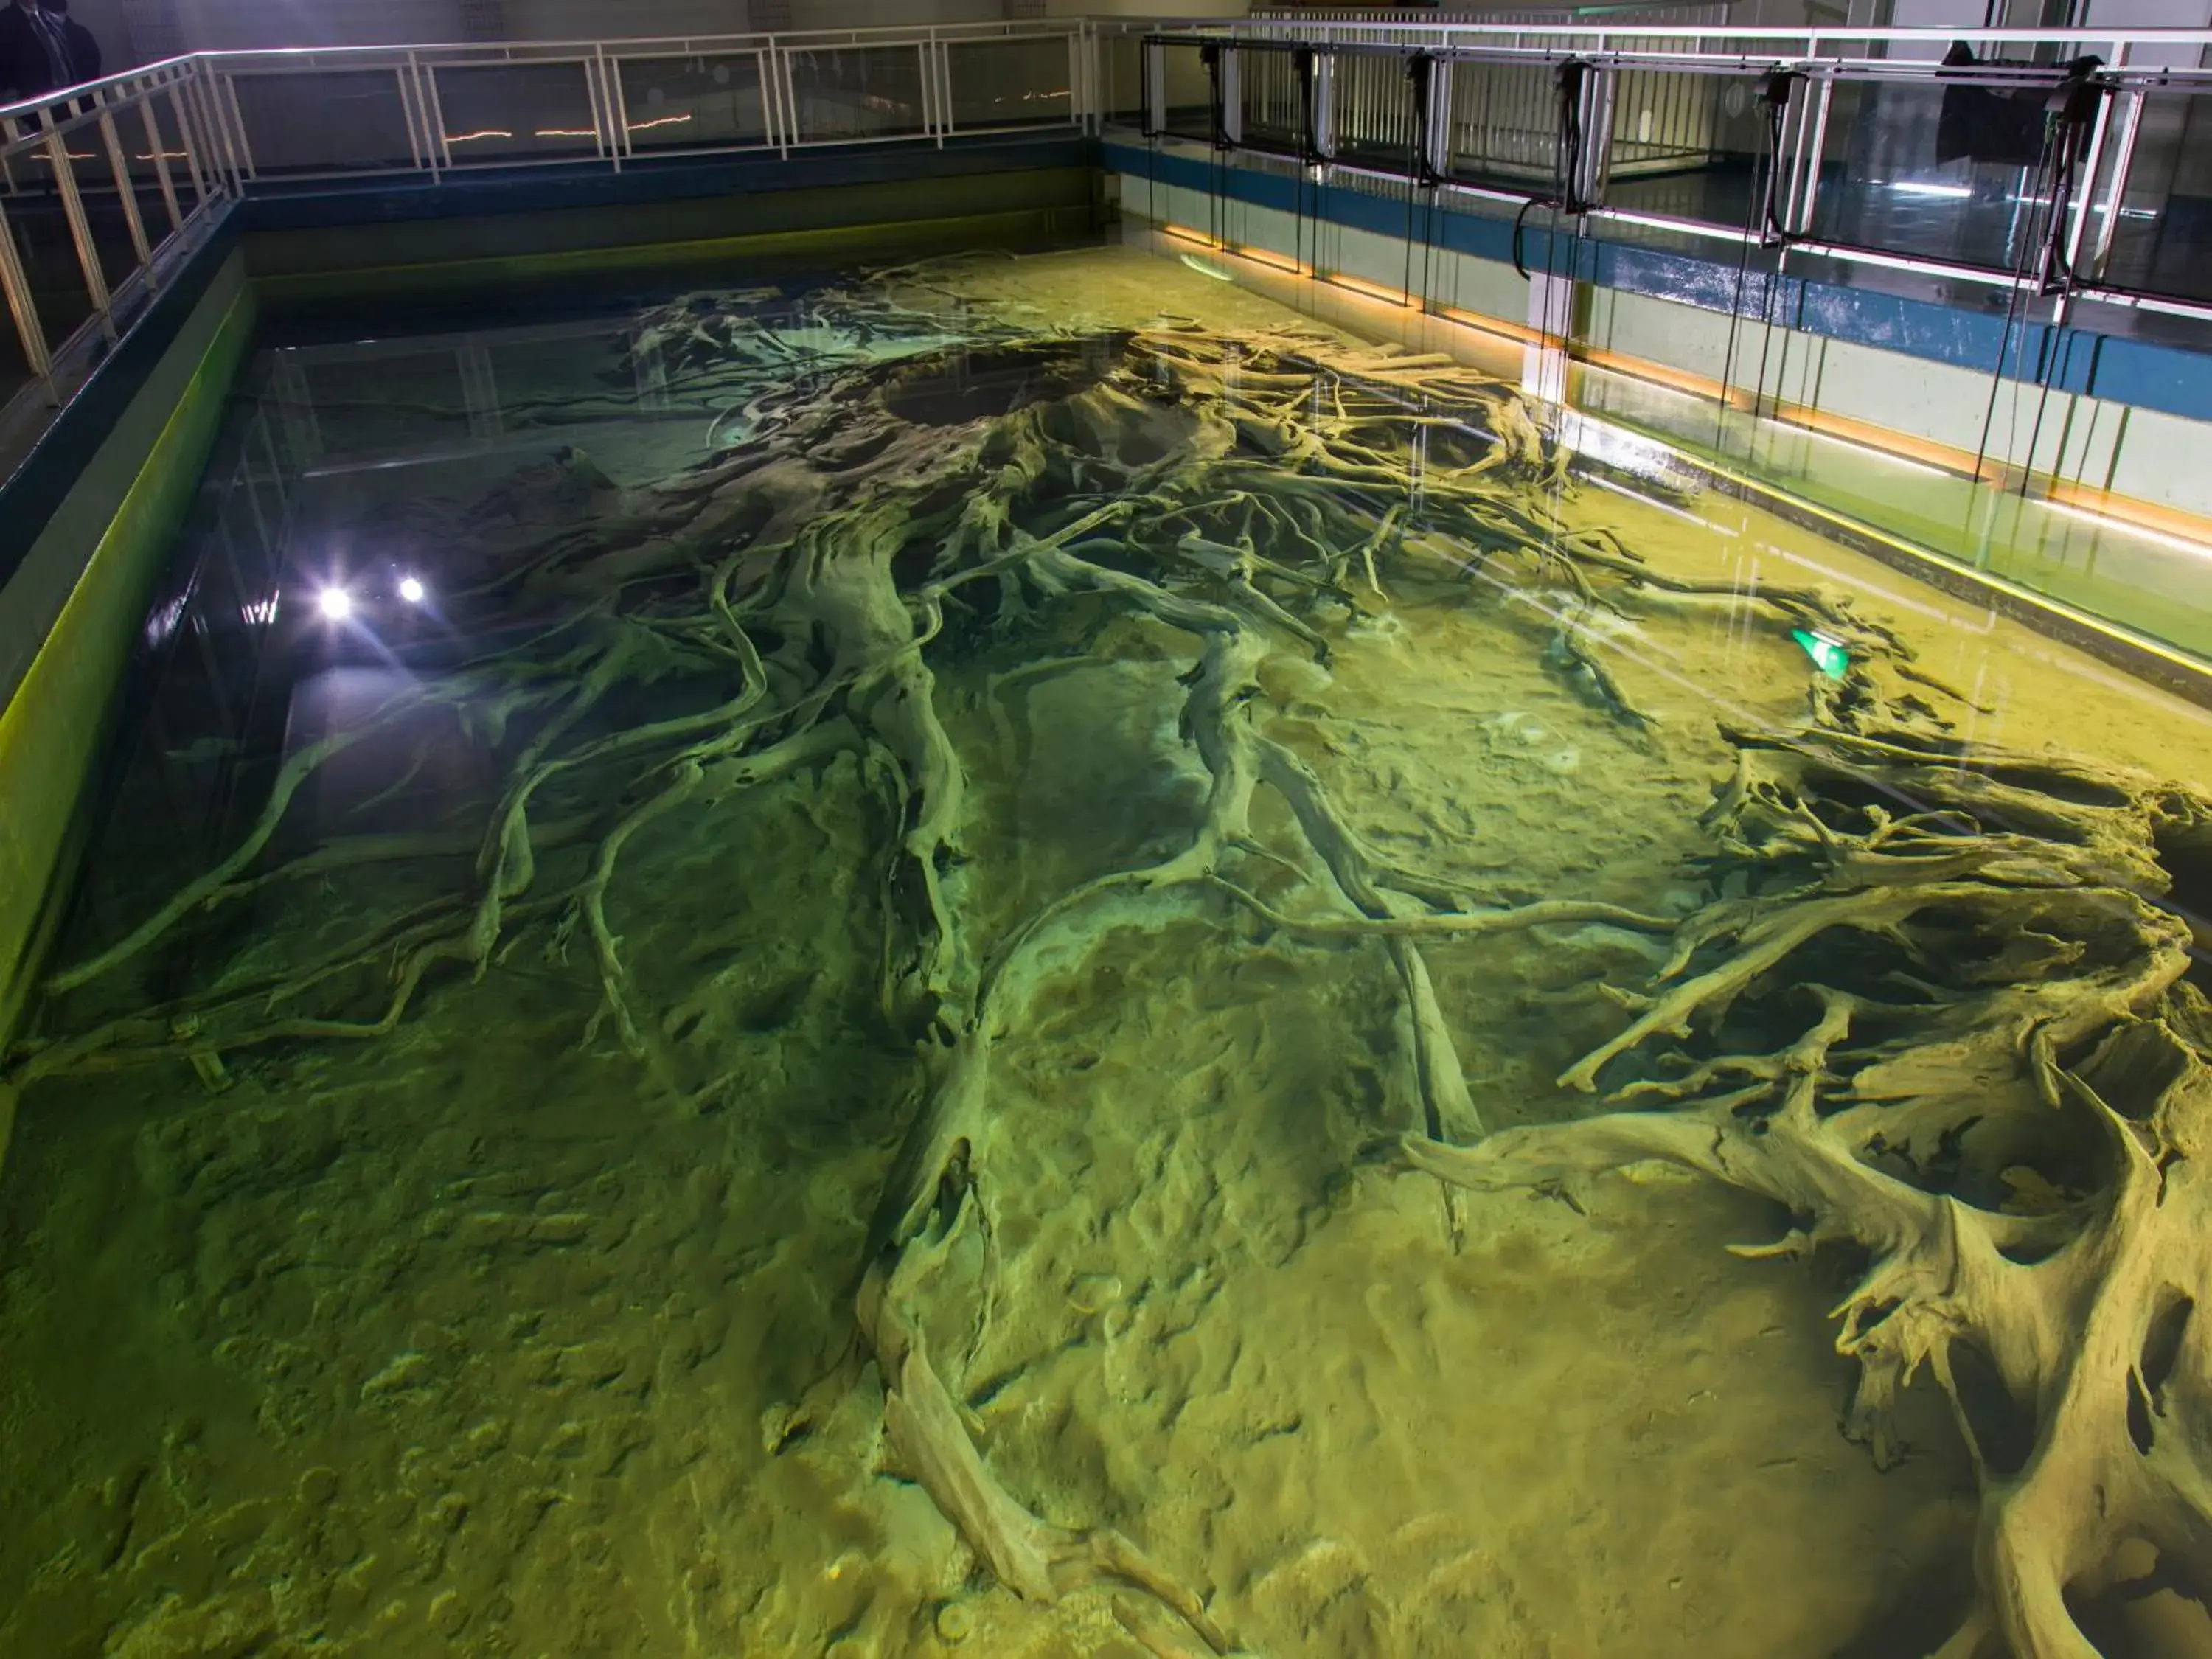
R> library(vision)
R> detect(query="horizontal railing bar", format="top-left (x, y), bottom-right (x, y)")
top-left (1138, 30), bottom-right (2212, 88)
top-left (1113, 16), bottom-right (2212, 46)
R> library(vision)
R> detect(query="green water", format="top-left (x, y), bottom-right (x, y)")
top-left (2, 246), bottom-right (2210, 1659)
top-left (1573, 361), bottom-right (2212, 662)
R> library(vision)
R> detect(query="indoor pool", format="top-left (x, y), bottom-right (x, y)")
top-left (3, 243), bottom-right (2209, 1659)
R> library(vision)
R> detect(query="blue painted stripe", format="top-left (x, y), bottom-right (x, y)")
top-left (1105, 140), bottom-right (2212, 427)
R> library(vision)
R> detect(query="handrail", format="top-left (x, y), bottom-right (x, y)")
top-left (0, 18), bottom-right (1093, 462)
top-left (1105, 15), bottom-right (2212, 329)
top-left (5, 14), bottom-right (2212, 484)
top-left (1114, 16), bottom-right (2212, 47)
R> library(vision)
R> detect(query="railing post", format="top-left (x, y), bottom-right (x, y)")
top-left (98, 96), bottom-right (155, 278)
top-left (2056, 44), bottom-right (2120, 305)
top-left (167, 83), bottom-right (209, 207)
top-left (423, 63), bottom-right (454, 170)
top-left (0, 195), bottom-right (53, 394)
top-left (585, 51), bottom-right (609, 164)
top-left (1794, 72), bottom-right (1834, 240)
top-left (41, 109), bottom-right (116, 340)
top-left (399, 62), bottom-right (427, 170)
top-left (1422, 52), bottom-right (1452, 186)
top-left (219, 70), bottom-right (254, 181)
top-left (2088, 79), bottom-right (2143, 285)
top-left (1143, 35), bottom-right (1165, 138)
top-left (920, 36), bottom-right (939, 145)
top-left (936, 34), bottom-right (953, 146)
top-left (776, 38), bottom-right (799, 155)
top-left (1577, 53), bottom-right (1615, 212)
top-left (1312, 49), bottom-right (1335, 162)
top-left (605, 49), bottom-right (636, 163)
top-left (203, 67), bottom-right (240, 191)
top-left (185, 66), bottom-right (235, 192)
top-left (1220, 43), bottom-right (1242, 147)
top-left (759, 44), bottom-right (785, 155)
top-left (1776, 69), bottom-right (1814, 243)
top-left (1066, 29), bottom-right (1082, 134)
top-left (140, 94), bottom-right (182, 234)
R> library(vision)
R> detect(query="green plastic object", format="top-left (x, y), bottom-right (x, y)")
top-left (1791, 627), bottom-right (1850, 679)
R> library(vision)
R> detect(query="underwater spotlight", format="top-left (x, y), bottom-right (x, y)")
top-left (398, 575), bottom-right (427, 605)
top-left (316, 586), bottom-right (354, 622)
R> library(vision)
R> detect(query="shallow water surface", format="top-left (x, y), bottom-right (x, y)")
top-left (3, 246), bottom-right (2210, 1659)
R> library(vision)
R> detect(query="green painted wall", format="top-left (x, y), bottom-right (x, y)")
top-left (0, 253), bottom-right (256, 1171)
top-left (244, 166), bottom-right (1100, 303)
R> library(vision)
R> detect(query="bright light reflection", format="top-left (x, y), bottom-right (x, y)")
top-left (398, 576), bottom-right (427, 605)
top-left (317, 587), bottom-right (353, 622)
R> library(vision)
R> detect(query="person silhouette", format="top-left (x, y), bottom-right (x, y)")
top-left (0, 0), bottom-right (72, 100)
top-left (41, 0), bottom-right (97, 82)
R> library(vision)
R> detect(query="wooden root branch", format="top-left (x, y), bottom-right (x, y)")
top-left (1402, 723), bottom-right (2212, 1659)
top-left (858, 1262), bottom-right (1229, 1651)
top-left (32, 288), bottom-right (2207, 1659)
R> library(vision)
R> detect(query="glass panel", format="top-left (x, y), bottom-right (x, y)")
top-left (2097, 87), bottom-right (2212, 305)
top-left (1606, 66), bottom-right (1723, 177)
top-left (1333, 49), bottom-right (1416, 175)
top-left (431, 63), bottom-right (602, 165)
top-left (1604, 72), bottom-right (1784, 237)
top-left (944, 38), bottom-right (1072, 133)
top-left (784, 46), bottom-right (927, 144)
top-left (614, 53), bottom-right (770, 151)
top-left (229, 69), bottom-right (416, 174)
top-left (1234, 44), bottom-right (1305, 158)
top-left (1099, 33), bottom-right (1145, 129)
top-left (1443, 57), bottom-right (1566, 192)
top-left (1158, 41), bottom-right (1213, 145)
top-left (1806, 76), bottom-right (2079, 271)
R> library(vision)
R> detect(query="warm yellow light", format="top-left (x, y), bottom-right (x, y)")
top-left (1326, 271), bottom-right (1414, 307)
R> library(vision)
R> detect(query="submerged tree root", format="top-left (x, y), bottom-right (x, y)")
top-left (1394, 728), bottom-right (2212, 1658)
top-left (18, 268), bottom-right (2203, 1654)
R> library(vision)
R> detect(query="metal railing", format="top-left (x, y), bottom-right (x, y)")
top-left (0, 54), bottom-right (237, 428)
top-left (9, 15), bottom-right (2212, 468)
top-left (0, 19), bottom-right (1090, 453)
top-left (1103, 18), bottom-right (2212, 326)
